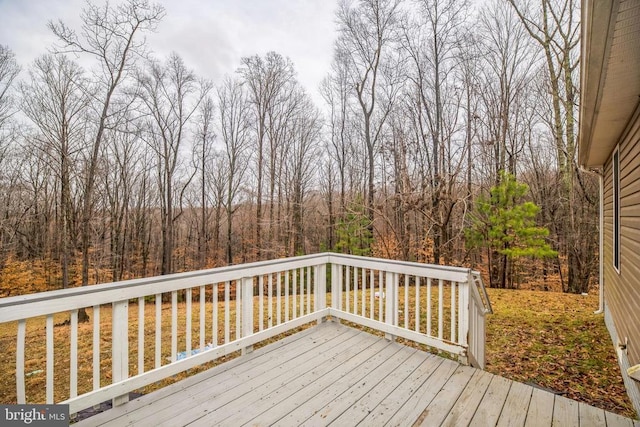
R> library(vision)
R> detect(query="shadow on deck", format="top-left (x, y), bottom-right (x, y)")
top-left (75, 322), bottom-right (637, 427)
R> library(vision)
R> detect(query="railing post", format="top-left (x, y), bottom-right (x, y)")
top-left (477, 294), bottom-right (486, 368)
top-left (385, 271), bottom-right (397, 341)
top-left (465, 272), bottom-right (489, 369)
top-left (457, 276), bottom-right (471, 366)
top-left (316, 264), bottom-right (327, 324)
top-left (241, 276), bottom-right (254, 355)
top-left (459, 277), bottom-right (470, 348)
top-left (331, 263), bottom-right (340, 323)
top-left (112, 300), bottom-right (129, 406)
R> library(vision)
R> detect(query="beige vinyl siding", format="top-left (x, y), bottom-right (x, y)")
top-left (603, 110), bottom-right (640, 367)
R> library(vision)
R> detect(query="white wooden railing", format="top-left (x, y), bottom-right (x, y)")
top-left (0, 253), bottom-right (491, 415)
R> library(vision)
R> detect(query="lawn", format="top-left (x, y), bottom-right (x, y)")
top-left (485, 288), bottom-right (636, 419)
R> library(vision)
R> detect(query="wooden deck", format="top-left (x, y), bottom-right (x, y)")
top-left (76, 322), bottom-right (637, 427)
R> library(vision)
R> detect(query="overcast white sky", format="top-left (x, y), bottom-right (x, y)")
top-left (0, 0), bottom-right (338, 104)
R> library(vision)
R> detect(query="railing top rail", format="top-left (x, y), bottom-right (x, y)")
top-left (327, 253), bottom-right (472, 283)
top-left (0, 252), bottom-right (486, 323)
top-left (471, 271), bottom-right (493, 314)
top-left (0, 253), bottom-right (331, 322)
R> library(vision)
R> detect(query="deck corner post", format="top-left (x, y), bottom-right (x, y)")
top-left (385, 271), bottom-right (397, 341)
top-left (112, 299), bottom-right (129, 406)
top-left (241, 276), bottom-right (254, 355)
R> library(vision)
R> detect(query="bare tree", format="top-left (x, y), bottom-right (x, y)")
top-left (335, 0), bottom-right (402, 243)
top-left (137, 52), bottom-right (210, 275)
top-left (320, 49), bottom-right (360, 244)
top-left (265, 76), bottom-right (301, 254)
top-left (0, 46), bottom-right (20, 267)
top-left (49, 0), bottom-right (165, 302)
top-left (129, 149), bottom-right (155, 277)
top-left (0, 45), bottom-right (20, 131)
top-left (238, 52), bottom-right (295, 260)
top-left (192, 96), bottom-right (216, 268)
top-left (401, 0), bottom-right (470, 263)
top-left (13, 139), bottom-right (54, 263)
top-left (217, 77), bottom-right (251, 264)
top-left (102, 120), bottom-right (142, 281)
top-left (284, 91), bottom-right (322, 255)
top-left (21, 54), bottom-right (90, 288)
top-left (477, 0), bottom-right (537, 181)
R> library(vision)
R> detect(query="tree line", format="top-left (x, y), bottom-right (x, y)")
top-left (0, 0), bottom-right (597, 297)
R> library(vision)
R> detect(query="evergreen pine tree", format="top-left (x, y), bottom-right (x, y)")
top-left (467, 172), bottom-right (557, 288)
top-left (334, 198), bottom-right (372, 256)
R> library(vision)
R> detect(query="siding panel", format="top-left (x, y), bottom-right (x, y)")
top-left (603, 110), bottom-right (640, 367)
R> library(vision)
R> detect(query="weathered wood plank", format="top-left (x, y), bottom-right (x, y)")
top-left (468, 374), bottom-right (512, 426)
top-left (383, 357), bottom-right (460, 426)
top-left (205, 332), bottom-right (393, 426)
top-left (440, 369), bottom-right (493, 427)
top-left (552, 395), bottom-right (579, 427)
top-left (496, 381), bottom-right (533, 427)
top-left (158, 326), bottom-right (375, 426)
top-left (238, 335), bottom-right (396, 426)
top-left (578, 402), bottom-right (606, 427)
top-left (75, 322), bottom-right (349, 427)
top-left (295, 347), bottom-right (419, 425)
top-left (329, 350), bottom-right (429, 426)
top-left (357, 354), bottom-right (444, 426)
top-left (524, 387), bottom-right (555, 427)
top-left (245, 336), bottom-right (396, 426)
top-left (605, 410), bottom-right (634, 427)
top-left (414, 364), bottom-right (476, 426)
top-left (255, 340), bottom-right (403, 426)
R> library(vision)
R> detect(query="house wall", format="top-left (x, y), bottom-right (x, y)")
top-left (603, 103), bottom-right (640, 411)
top-left (605, 304), bottom-right (640, 414)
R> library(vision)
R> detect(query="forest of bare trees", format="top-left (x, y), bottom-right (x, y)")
top-left (0, 0), bottom-right (597, 297)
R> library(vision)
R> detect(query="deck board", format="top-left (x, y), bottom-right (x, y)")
top-left (524, 387), bottom-right (555, 427)
top-left (271, 340), bottom-right (404, 426)
top-left (469, 374), bottom-right (511, 426)
top-left (440, 369), bottom-right (493, 426)
top-left (605, 410), bottom-right (635, 427)
top-left (552, 395), bottom-right (580, 427)
top-left (383, 355), bottom-right (460, 426)
top-left (195, 331), bottom-right (393, 425)
top-left (77, 322), bottom-right (344, 426)
top-left (245, 337), bottom-right (394, 426)
top-left (496, 381), bottom-right (533, 427)
top-left (75, 322), bottom-right (638, 427)
top-left (328, 350), bottom-right (429, 426)
top-left (579, 401), bottom-right (607, 427)
top-left (356, 352), bottom-right (445, 425)
top-left (161, 325), bottom-right (369, 427)
top-left (414, 364), bottom-right (476, 426)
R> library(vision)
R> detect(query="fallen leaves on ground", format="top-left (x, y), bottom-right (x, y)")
top-left (485, 288), bottom-right (636, 419)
